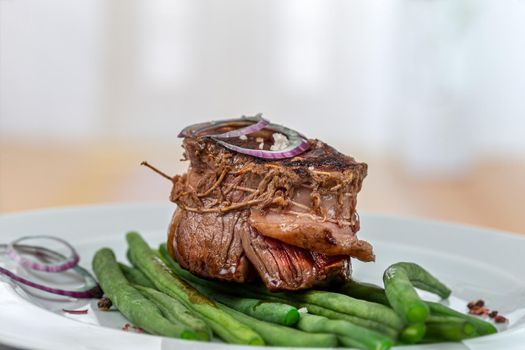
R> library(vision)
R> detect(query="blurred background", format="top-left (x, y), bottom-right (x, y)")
top-left (1, 0), bottom-right (524, 233)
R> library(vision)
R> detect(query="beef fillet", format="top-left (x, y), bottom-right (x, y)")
top-left (166, 130), bottom-right (373, 291)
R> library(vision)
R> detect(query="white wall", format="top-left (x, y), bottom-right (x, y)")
top-left (1, 0), bottom-right (524, 173)
top-left (0, 0), bottom-right (104, 139)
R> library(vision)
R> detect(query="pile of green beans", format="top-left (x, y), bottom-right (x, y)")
top-left (126, 232), bottom-right (264, 345)
top-left (134, 285), bottom-right (211, 340)
top-left (295, 290), bottom-right (404, 331)
top-left (339, 276), bottom-right (497, 344)
top-left (158, 243), bottom-right (402, 338)
top-left (118, 262), bottom-right (155, 289)
top-left (221, 305), bottom-right (338, 347)
top-left (92, 248), bottom-right (198, 340)
top-left (198, 287), bottom-right (301, 327)
top-left (91, 232), bottom-right (499, 349)
top-left (383, 262), bottom-right (450, 325)
top-left (158, 243), bottom-right (401, 340)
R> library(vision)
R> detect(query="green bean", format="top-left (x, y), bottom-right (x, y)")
top-left (208, 292), bottom-right (299, 326)
top-left (208, 281), bottom-right (402, 335)
top-left (304, 304), bottom-right (399, 340)
top-left (118, 262), bottom-right (155, 288)
top-left (92, 248), bottom-right (197, 339)
top-left (181, 274), bottom-right (300, 326)
top-left (338, 280), bottom-right (390, 305)
top-left (297, 313), bottom-right (393, 350)
top-left (342, 281), bottom-right (428, 343)
top-left (296, 290), bottom-right (404, 331)
top-left (426, 301), bottom-right (497, 336)
top-left (385, 262), bottom-right (451, 299)
top-left (398, 323), bottom-right (426, 344)
top-left (126, 232), bottom-right (264, 345)
top-left (337, 336), bottom-right (364, 349)
top-left (134, 285), bottom-right (211, 341)
top-left (341, 280), bottom-right (497, 337)
top-left (384, 262), bottom-right (451, 323)
top-left (246, 286), bottom-right (403, 333)
top-left (424, 316), bottom-right (476, 341)
top-left (220, 304), bottom-right (337, 347)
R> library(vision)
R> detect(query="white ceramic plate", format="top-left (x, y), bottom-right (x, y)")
top-left (0, 203), bottom-right (524, 350)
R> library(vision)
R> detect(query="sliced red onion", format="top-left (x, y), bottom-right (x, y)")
top-left (212, 123), bottom-right (310, 159)
top-left (0, 265), bottom-right (101, 298)
top-left (6, 236), bottom-right (80, 272)
top-left (0, 243), bottom-right (102, 299)
top-left (63, 309), bottom-right (89, 314)
top-left (178, 114), bottom-right (269, 138)
top-left (213, 114), bottom-right (270, 139)
top-left (178, 120), bottom-right (216, 138)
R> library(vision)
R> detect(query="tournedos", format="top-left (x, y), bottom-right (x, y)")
top-left (143, 115), bottom-right (374, 291)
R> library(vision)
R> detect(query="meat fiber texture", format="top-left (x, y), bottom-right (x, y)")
top-left (166, 136), bottom-right (373, 291)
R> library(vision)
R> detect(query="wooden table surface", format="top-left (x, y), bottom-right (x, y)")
top-left (1, 138), bottom-right (524, 235)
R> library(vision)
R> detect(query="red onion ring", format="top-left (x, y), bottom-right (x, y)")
top-left (0, 265), bottom-right (101, 298)
top-left (63, 308), bottom-right (89, 314)
top-left (6, 236), bottom-right (80, 272)
top-left (0, 243), bottom-right (102, 299)
top-left (212, 123), bottom-right (310, 159)
top-left (212, 114), bottom-right (270, 139)
top-left (178, 114), bottom-right (269, 138)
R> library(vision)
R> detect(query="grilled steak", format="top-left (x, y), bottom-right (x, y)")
top-left (166, 126), bottom-right (373, 291)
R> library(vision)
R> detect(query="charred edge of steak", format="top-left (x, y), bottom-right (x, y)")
top-left (187, 137), bottom-right (367, 173)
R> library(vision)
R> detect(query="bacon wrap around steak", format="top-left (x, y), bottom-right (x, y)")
top-left (167, 134), bottom-right (373, 291)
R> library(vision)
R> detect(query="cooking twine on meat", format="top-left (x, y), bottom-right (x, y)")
top-left (168, 163), bottom-right (362, 231)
